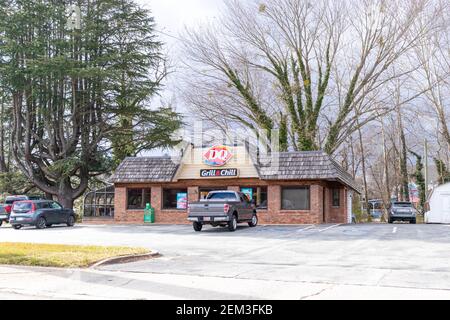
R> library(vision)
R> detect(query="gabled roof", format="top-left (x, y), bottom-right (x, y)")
top-left (110, 149), bottom-right (361, 193)
top-left (256, 151), bottom-right (361, 193)
top-left (110, 157), bottom-right (179, 183)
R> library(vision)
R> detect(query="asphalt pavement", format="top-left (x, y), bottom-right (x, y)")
top-left (1, 223), bottom-right (450, 299)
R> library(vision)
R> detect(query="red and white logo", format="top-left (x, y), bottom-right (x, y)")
top-left (203, 145), bottom-right (233, 167)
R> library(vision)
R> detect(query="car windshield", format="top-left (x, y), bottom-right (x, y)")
top-left (12, 202), bottom-right (32, 211)
top-left (207, 192), bottom-right (237, 201)
top-left (393, 202), bottom-right (412, 208)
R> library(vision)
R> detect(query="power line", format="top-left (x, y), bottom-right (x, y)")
top-left (154, 29), bottom-right (184, 42)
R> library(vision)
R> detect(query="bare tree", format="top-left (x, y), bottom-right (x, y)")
top-left (414, 4), bottom-right (450, 150)
top-left (181, 0), bottom-right (441, 154)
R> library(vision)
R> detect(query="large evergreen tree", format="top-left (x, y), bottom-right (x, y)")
top-left (0, 0), bottom-right (182, 207)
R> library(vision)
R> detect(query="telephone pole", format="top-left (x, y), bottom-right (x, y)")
top-left (424, 139), bottom-right (428, 198)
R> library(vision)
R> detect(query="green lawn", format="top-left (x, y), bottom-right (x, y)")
top-left (0, 242), bottom-right (150, 268)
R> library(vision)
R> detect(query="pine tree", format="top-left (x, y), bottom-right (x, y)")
top-left (0, 0), bottom-right (182, 207)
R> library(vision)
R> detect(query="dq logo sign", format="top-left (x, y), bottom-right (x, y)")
top-left (203, 145), bottom-right (233, 167)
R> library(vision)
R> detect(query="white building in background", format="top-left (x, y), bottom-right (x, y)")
top-left (425, 183), bottom-right (450, 224)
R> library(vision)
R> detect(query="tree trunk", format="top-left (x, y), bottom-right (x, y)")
top-left (357, 123), bottom-right (370, 221)
top-left (397, 106), bottom-right (410, 202)
top-left (58, 193), bottom-right (75, 209)
top-left (381, 119), bottom-right (391, 221)
top-left (0, 97), bottom-right (7, 173)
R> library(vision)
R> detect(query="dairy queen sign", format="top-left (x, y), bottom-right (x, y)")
top-left (201, 146), bottom-right (238, 178)
top-left (203, 145), bottom-right (233, 167)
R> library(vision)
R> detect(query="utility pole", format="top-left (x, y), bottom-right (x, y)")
top-left (424, 139), bottom-right (429, 198)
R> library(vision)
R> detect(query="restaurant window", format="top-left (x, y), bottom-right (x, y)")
top-left (163, 189), bottom-right (188, 210)
top-left (199, 187), bottom-right (225, 200)
top-left (240, 187), bottom-right (268, 209)
top-left (332, 189), bottom-right (340, 207)
top-left (127, 188), bottom-right (151, 210)
top-left (281, 187), bottom-right (310, 210)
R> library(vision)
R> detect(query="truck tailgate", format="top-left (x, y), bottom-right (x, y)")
top-left (189, 202), bottom-right (228, 216)
top-left (189, 201), bottom-right (239, 217)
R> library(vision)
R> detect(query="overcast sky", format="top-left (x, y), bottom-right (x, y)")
top-left (138, 0), bottom-right (221, 40)
top-left (134, 1), bottom-right (222, 111)
top-left (134, 1), bottom-right (223, 155)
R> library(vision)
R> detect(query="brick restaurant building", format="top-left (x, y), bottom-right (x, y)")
top-left (102, 144), bottom-right (361, 225)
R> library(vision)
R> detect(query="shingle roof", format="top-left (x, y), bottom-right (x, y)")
top-left (110, 157), bottom-right (179, 183)
top-left (256, 151), bottom-right (361, 193)
top-left (110, 150), bottom-right (361, 193)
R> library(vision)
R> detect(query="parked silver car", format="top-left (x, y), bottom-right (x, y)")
top-left (388, 201), bottom-right (417, 224)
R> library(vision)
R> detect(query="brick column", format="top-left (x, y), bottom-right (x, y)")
top-left (323, 187), bottom-right (329, 223)
top-left (267, 185), bottom-right (280, 224)
top-left (151, 187), bottom-right (162, 221)
top-left (114, 186), bottom-right (126, 222)
top-left (311, 184), bottom-right (324, 224)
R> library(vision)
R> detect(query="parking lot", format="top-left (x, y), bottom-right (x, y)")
top-left (1, 223), bottom-right (450, 299)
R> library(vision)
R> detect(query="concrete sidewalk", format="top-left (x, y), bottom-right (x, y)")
top-left (1, 265), bottom-right (450, 300)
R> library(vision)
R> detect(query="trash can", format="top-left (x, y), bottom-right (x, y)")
top-left (144, 203), bottom-right (155, 223)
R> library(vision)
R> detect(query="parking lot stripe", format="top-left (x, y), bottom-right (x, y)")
top-left (318, 224), bottom-right (341, 232)
top-left (297, 225), bottom-right (316, 233)
top-left (392, 227), bottom-right (397, 234)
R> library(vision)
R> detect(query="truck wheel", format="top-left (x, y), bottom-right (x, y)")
top-left (410, 219), bottom-right (416, 224)
top-left (228, 215), bottom-right (237, 232)
top-left (193, 222), bottom-right (203, 232)
top-left (13, 225), bottom-right (22, 230)
top-left (0, 220), bottom-right (3, 227)
top-left (248, 214), bottom-right (258, 227)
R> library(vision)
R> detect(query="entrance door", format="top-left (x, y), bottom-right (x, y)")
top-left (347, 190), bottom-right (353, 223)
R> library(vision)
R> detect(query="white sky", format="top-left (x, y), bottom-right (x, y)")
top-left (137, 0), bottom-right (221, 40)
top-left (135, 1), bottom-right (223, 155)
top-left (136, 0), bottom-right (222, 109)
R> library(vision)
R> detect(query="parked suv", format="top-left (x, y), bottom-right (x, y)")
top-left (0, 205), bottom-right (7, 226)
top-left (9, 200), bottom-right (76, 230)
top-left (388, 201), bottom-right (416, 224)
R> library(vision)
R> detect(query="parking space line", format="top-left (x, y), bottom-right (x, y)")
top-left (297, 225), bottom-right (316, 233)
top-left (392, 227), bottom-right (397, 233)
top-left (318, 224), bottom-right (341, 232)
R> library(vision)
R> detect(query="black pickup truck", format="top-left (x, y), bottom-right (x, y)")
top-left (188, 191), bottom-right (258, 232)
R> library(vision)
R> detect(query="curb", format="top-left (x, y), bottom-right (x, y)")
top-left (90, 251), bottom-right (160, 269)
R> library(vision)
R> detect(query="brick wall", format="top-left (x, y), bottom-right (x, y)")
top-left (325, 186), bottom-right (347, 223)
top-left (98, 179), bottom-right (350, 225)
